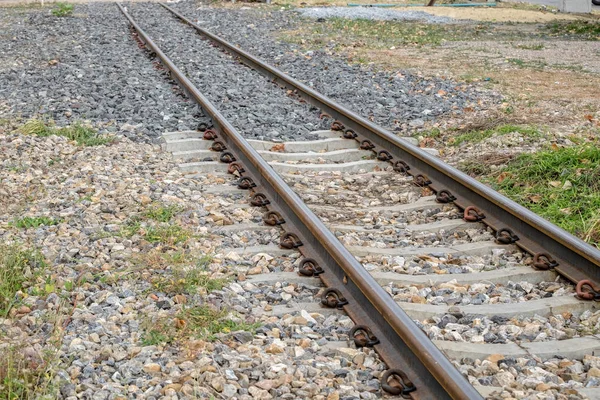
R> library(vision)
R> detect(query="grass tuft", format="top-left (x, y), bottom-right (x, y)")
top-left (487, 144), bottom-right (600, 245)
top-left (547, 20), bottom-right (600, 40)
top-left (513, 43), bottom-right (545, 50)
top-left (0, 245), bottom-right (47, 317)
top-left (0, 345), bottom-right (59, 399)
top-left (177, 305), bottom-right (260, 340)
top-left (51, 2), bottom-right (73, 17)
top-left (11, 216), bottom-right (61, 229)
top-left (18, 119), bottom-right (113, 146)
top-left (152, 255), bottom-right (228, 295)
top-left (144, 224), bottom-right (191, 245)
top-left (144, 203), bottom-right (183, 223)
top-left (451, 124), bottom-right (541, 147)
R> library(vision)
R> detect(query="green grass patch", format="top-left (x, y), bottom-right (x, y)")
top-left (152, 255), bottom-right (227, 295)
top-left (546, 20), bottom-right (600, 40)
top-left (487, 144), bottom-right (600, 245)
top-left (140, 305), bottom-right (259, 345)
top-left (451, 124), bottom-right (541, 147)
top-left (11, 216), bottom-right (61, 229)
top-left (507, 58), bottom-right (548, 70)
top-left (140, 329), bottom-right (171, 346)
top-left (513, 43), bottom-right (545, 50)
top-left (51, 2), bottom-right (73, 17)
top-left (282, 18), bottom-right (491, 50)
top-left (144, 203), bottom-right (183, 223)
top-left (0, 345), bottom-right (59, 399)
top-left (0, 245), bottom-right (47, 317)
top-left (18, 119), bottom-right (113, 146)
top-left (414, 128), bottom-right (441, 139)
top-left (144, 224), bottom-right (191, 245)
top-left (120, 218), bottom-right (191, 245)
top-left (178, 305), bottom-right (260, 340)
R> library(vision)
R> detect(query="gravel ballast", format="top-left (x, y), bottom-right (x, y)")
top-left (0, 3), bottom-right (197, 142)
top-left (170, 1), bottom-right (490, 134)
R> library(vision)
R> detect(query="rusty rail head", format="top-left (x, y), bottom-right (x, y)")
top-left (118, 4), bottom-right (482, 399)
top-left (159, 3), bottom-right (600, 291)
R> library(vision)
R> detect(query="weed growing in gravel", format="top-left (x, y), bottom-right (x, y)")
top-left (0, 245), bottom-right (47, 317)
top-left (51, 2), bottom-right (73, 17)
top-left (18, 119), bottom-right (113, 146)
top-left (0, 345), bottom-right (59, 399)
top-left (140, 329), bottom-right (171, 346)
top-left (152, 255), bottom-right (228, 295)
top-left (144, 203), bottom-right (184, 223)
top-left (513, 43), bottom-right (545, 50)
top-left (451, 124), bottom-right (541, 147)
top-left (144, 224), bottom-right (191, 245)
top-left (488, 144), bottom-right (600, 245)
top-left (120, 218), bottom-right (191, 245)
top-left (547, 20), bottom-right (600, 40)
top-left (140, 306), bottom-right (257, 345)
top-left (11, 216), bottom-right (61, 229)
top-left (177, 306), bottom-right (260, 340)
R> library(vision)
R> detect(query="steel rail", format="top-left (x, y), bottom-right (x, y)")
top-left (161, 3), bottom-right (600, 289)
top-left (117, 4), bottom-right (482, 399)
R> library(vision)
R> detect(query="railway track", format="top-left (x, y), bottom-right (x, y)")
top-left (118, 4), bottom-right (600, 399)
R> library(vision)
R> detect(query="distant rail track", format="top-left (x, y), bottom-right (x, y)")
top-left (118, 3), bottom-right (600, 398)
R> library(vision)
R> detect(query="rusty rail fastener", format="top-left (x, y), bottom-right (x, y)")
top-left (319, 112), bottom-right (332, 120)
top-left (377, 150), bottom-right (393, 162)
top-left (381, 369), bottom-right (417, 397)
top-left (360, 140), bottom-right (375, 150)
top-left (343, 129), bottom-right (357, 139)
top-left (263, 211), bottom-right (285, 226)
top-left (496, 228), bottom-right (520, 244)
top-left (280, 232), bottom-right (303, 249)
top-left (532, 252), bottom-right (558, 270)
top-left (436, 189), bottom-right (456, 204)
top-left (211, 141), bottom-right (227, 152)
top-left (321, 288), bottom-right (348, 309)
top-left (250, 193), bottom-right (270, 207)
top-left (203, 129), bottom-right (218, 140)
top-left (197, 122), bottom-right (209, 132)
top-left (576, 280), bottom-right (600, 301)
top-left (463, 206), bottom-right (485, 222)
top-left (237, 177), bottom-right (256, 190)
top-left (349, 325), bottom-right (380, 348)
top-left (219, 152), bottom-right (236, 163)
top-left (227, 162), bottom-right (244, 175)
top-left (331, 120), bottom-right (345, 131)
top-left (413, 174), bottom-right (432, 187)
top-left (393, 160), bottom-right (410, 173)
top-left (298, 258), bottom-right (324, 276)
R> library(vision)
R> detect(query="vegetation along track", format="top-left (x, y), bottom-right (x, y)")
top-left (119, 3), bottom-right (600, 399)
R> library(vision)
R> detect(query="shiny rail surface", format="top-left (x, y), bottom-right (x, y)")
top-left (160, 3), bottom-right (600, 290)
top-left (116, 3), bottom-right (482, 399)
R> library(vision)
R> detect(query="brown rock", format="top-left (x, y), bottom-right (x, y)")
top-left (143, 363), bottom-right (161, 373)
top-left (410, 295), bottom-right (426, 304)
top-left (139, 195), bottom-right (152, 205)
top-left (247, 266), bottom-right (262, 275)
top-left (173, 294), bottom-right (186, 304)
top-left (17, 305), bottom-right (31, 314)
top-left (535, 383), bottom-right (553, 391)
top-left (487, 354), bottom-right (505, 364)
top-left (327, 393), bottom-right (340, 400)
top-left (255, 379), bottom-right (274, 391)
top-left (265, 344), bottom-right (284, 354)
top-left (588, 367), bottom-right (600, 377)
top-left (161, 383), bottom-right (182, 394)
